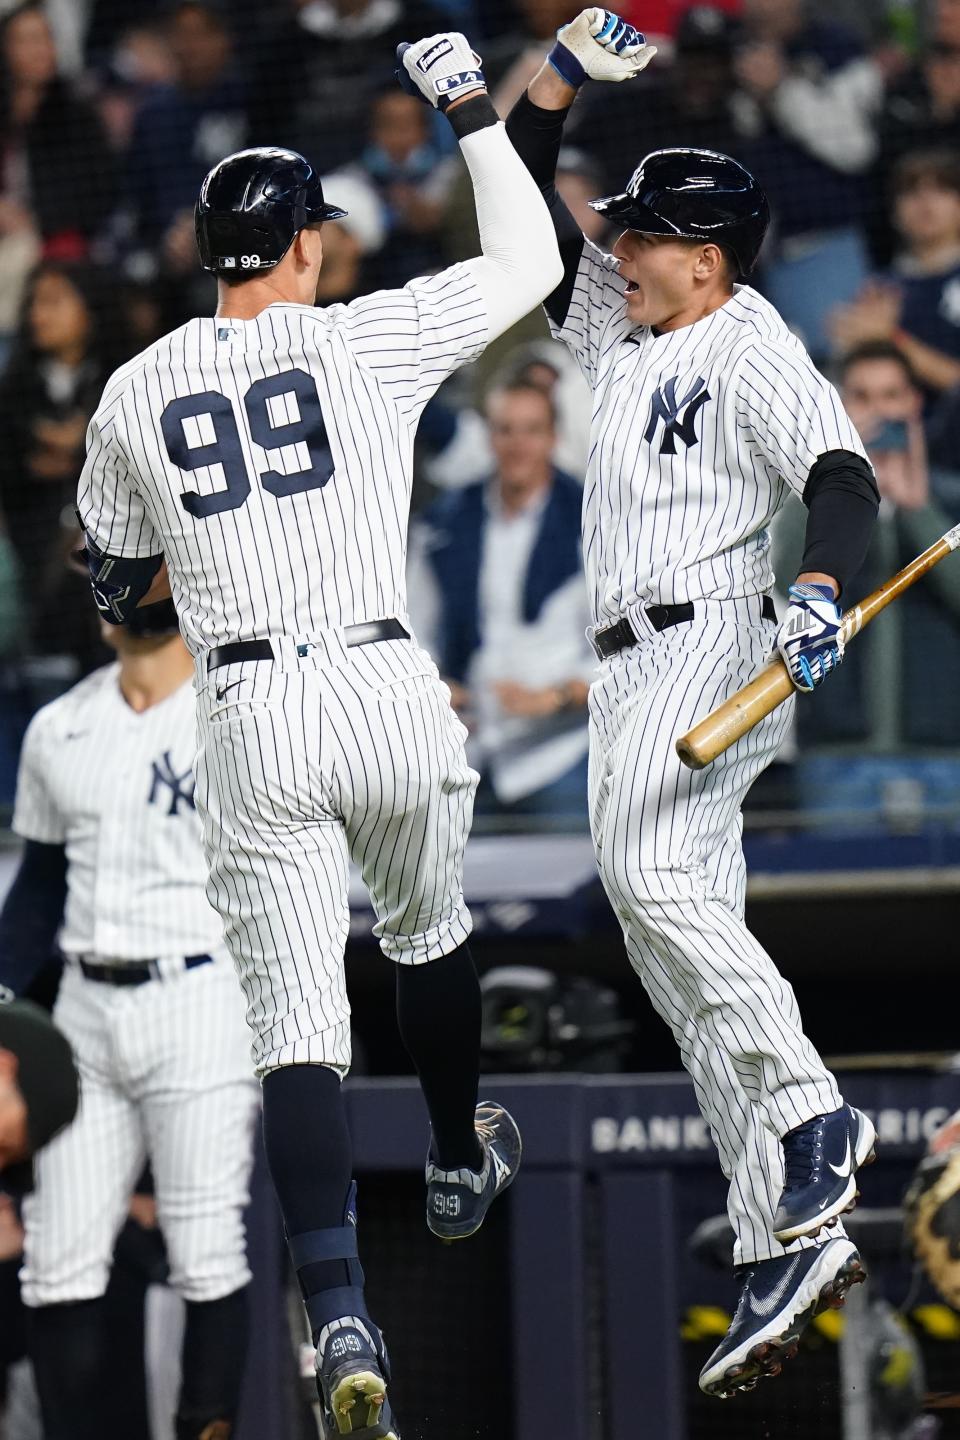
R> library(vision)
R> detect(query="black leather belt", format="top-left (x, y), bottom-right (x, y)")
top-left (207, 618), bottom-right (410, 672)
top-left (592, 595), bottom-right (776, 661)
top-left (78, 953), bottom-right (213, 986)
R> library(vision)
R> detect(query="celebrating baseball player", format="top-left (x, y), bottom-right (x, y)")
top-left (506, 8), bottom-right (882, 1400)
top-left (0, 604), bottom-right (258, 1440)
top-left (76, 29), bottom-right (562, 1439)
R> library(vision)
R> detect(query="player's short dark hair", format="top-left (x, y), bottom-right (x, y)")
top-left (892, 148), bottom-right (960, 199)
top-left (838, 339), bottom-right (920, 391)
top-left (484, 378), bottom-right (558, 429)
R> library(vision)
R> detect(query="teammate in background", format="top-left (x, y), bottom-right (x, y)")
top-left (506, 8), bottom-right (881, 1399)
top-left (76, 31), bottom-right (562, 1438)
top-left (0, 602), bottom-right (258, 1440)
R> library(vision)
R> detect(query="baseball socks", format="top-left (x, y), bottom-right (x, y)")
top-left (395, 940), bottom-right (484, 1172)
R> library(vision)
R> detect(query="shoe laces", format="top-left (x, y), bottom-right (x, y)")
top-left (475, 1109), bottom-right (500, 1148)
top-left (783, 1123), bottom-right (822, 1190)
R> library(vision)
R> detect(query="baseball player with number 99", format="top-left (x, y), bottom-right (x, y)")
top-left (76, 27), bottom-right (562, 1439)
top-left (506, 7), bottom-right (883, 1400)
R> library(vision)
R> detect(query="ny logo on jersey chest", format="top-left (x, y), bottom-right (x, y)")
top-left (644, 374), bottom-right (711, 455)
top-left (148, 750), bottom-right (195, 816)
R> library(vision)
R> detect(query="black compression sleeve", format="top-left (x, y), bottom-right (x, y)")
top-left (0, 840), bottom-right (67, 996)
top-left (800, 449), bottom-right (880, 595)
top-left (505, 90), bottom-right (585, 326)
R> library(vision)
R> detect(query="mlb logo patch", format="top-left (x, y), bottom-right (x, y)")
top-left (219, 256), bottom-right (237, 269)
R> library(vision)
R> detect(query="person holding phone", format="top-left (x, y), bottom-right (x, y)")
top-left (775, 338), bottom-right (960, 749)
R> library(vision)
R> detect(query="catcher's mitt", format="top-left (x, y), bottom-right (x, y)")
top-left (904, 1109), bottom-right (960, 1308)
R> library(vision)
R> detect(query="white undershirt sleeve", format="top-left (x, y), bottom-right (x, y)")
top-left (458, 122), bottom-right (564, 343)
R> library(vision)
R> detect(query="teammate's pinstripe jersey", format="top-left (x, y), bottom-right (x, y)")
top-left (550, 241), bottom-right (869, 624)
top-left (77, 266), bottom-right (488, 655)
top-left (13, 666), bottom-right (223, 961)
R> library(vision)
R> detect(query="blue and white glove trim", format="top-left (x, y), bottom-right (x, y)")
top-left (777, 583), bottom-right (845, 693)
top-left (549, 8), bottom-right (649, 89)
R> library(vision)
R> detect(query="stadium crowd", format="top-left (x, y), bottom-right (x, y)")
top-left (1, 0), bottom-right (960, 822)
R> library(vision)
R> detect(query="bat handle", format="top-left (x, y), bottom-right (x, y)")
top-left (676, 657), bottom-right (795, 769)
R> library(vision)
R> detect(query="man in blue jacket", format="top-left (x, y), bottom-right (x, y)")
top-left (415, 378), bottom-right (594, 821)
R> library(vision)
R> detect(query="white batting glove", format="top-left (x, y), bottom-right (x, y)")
top-left (549, 8), bottom-right (657, 88)
top-left (777, 583), bottom-right (845, 693)
top-left (396, 33), bottom-right (486, 112)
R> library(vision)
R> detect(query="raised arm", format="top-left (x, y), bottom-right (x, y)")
top-left (505, 10), bottom-right (656, 326)
top-left (398, 33), bottom-right (563, 341)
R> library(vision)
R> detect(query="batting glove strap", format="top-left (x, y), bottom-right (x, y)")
top-left (397, 33), bottom-right (486, 112)
top-left (777, 582), bottom-right (845, 693)
top-left (549, 8), bottom-right (655, 88)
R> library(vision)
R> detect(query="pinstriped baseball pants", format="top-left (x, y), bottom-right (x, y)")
top-left (589, 598), bottom-right (845, 1264)
top-left (193, 634), bottom-right (477, 1076)
top-left (20, 960), bottom-right (257, 1306)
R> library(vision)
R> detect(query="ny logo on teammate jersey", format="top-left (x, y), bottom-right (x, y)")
top-left (148, 751), bottom-right (196, 816)
top-left (644, 375), bottom-right (711, 455)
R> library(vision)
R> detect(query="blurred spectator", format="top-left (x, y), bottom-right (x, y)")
top-left (411, 380), bottom-right (593, 822)
top-left (442, 146), bottom-right (610, 393)
top-left (252, 0), bottom-right (440, 179)
top-left (0, 261), bottom-right (123, 677)
top-left (94, 22), bottom-right (177, 157)
top-left (0, 3), bottom-right (115, 257)
top-left (618, 0), bottom-right (741, 40)
top-left (831, 150), bottom-right (960, 400)
top-left (775, 339), bottom-right (960, 750)
top-left (314, 171), bottom-right (387, 304)
top-left (878, 0), bottom-right (960, 175)
top-left (352, 88), bottom-right (457, 287)
top-left (86, 0), bottom-right (268, 74)
top-left (570, 6), bottom-right (748, 194)
top-left (126, 1), bottom-right (249, 256)
top-left (422, 337), bottom-right (591, 492)
top-left (489, 0), bottom-right (605, 112)
top-left (734, 0), bottom-right (882, 358)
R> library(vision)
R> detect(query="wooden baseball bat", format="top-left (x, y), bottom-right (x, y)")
top-left (675, 521), bottom-right (960, 770)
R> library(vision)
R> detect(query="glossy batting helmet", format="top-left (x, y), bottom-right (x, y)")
top-left (195, 146), bottom-right (347, 276)
top-left (590, 147), bottom-right (770, 276)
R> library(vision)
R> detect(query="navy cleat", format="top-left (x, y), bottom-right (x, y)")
top-left (699, 1236), bottom-right (867, 1399)
top-left (773, 1104), bottom-right (877, 1242)
top-left (315, 1316), bottom-right (400, 1439)
top-left (426, 1100), bottom-right (522, 1240)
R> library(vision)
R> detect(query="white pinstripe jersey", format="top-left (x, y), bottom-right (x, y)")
top-left (77, 267), bottom-right (488, 655)
top-left (13, 666), bottom-right (223, 962)
top-left (550, 243), bottom-right (869, 625)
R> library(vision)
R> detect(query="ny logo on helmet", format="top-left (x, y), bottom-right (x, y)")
top-left (644, 375), bottom-right (711, 455)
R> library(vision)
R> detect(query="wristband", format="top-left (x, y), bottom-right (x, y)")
top-left (547, 40), bottom-right (585, 89)
top-left (446, 91), bottom-right (499, 139)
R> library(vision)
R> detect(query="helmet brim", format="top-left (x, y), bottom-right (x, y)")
top-left (589, 190), bottom-right (705, 240)
top-left (313, 203), bottom-right (348, 223)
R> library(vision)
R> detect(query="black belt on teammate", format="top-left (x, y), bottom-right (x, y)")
top-left (206, 617), bottom-right (410, 672)
top-left (591, 595), bottom-right (777, 661)
top-left (78, 953), bottom-right (213, 986)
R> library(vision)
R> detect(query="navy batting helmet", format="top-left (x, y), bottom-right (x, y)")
top-left (195, 146), bottom-right (347, 276)
top-left (590, 147), bottom-right (770, 276)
